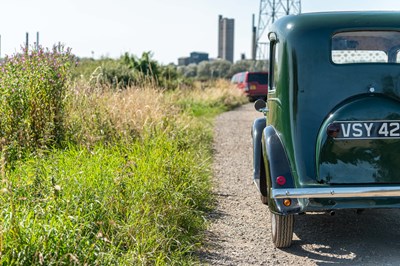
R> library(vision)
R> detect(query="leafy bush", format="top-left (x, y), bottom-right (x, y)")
top-left (121, 51), bottom-right (160, 78)
top-left (100, 61), bottom-right (136, 88)
top-left (0, 46), bottom-right (75, 163)
top-left (73, 53), bottom-right (194, 90)
top-left (72, 59), bottom-right (137, 89)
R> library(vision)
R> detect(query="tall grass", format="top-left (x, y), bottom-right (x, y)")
top-left (1, 138), bottom-right (211, 264)
top-left (64, 82), bottom-right (172, 146)
top-left (172, 79), bottom-right (246, 118)
top-left (0, 49), bottom-right (248, 265)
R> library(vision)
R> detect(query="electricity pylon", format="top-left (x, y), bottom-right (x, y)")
top-left (255, 0), bottom-right (301, 60)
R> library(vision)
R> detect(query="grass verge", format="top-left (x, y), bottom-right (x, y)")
top-left (0, 79), bottom-right (247, 265)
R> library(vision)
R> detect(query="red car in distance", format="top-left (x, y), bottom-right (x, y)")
top-left (231, 71), bottom-right (269, 101)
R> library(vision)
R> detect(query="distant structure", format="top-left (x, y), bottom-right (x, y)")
top-left (218, 15), bottom-right (235, 63)
top-left (178, 52), bottom-right (209, 66)
top-left (26, 32), bottom-right (29, 50)
top-left (25, 31), bottom-right (40, 51)
top-left (254, 0), bottom-right (301, 60)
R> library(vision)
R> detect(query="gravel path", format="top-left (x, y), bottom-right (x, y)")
top-left (199, 103), bottom-right (400, 265)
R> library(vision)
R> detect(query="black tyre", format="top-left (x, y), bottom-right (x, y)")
top-left (270, 212), bottom-right (294, 248)
top-left (261, 195), bottom-right (268, 205)
top-left (259, 154), bottom-right (268, 205)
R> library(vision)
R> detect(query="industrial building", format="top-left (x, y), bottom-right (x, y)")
top-left (218, 15), bottom-right (234, 63)
top-left (178, 52), bottom-right (209, 66)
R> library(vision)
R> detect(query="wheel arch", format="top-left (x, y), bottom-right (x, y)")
top-left (261, 126), bottom-right (295, 212)
top-left (252, 117), bottom-right (267, 196)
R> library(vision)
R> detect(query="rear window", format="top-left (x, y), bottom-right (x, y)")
top-left (247, 73), bottom-right (268, 84)
top-left (331, 31), bottom-right (400, 64)
top-left (231, 74), bottom-right (238, 84)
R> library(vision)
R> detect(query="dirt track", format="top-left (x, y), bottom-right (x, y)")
top-left (199, 103), bottom-right (400, 265)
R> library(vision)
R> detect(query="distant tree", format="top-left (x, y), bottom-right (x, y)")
top-left (210, 59), bottom-right (232, 78)
top-left (254, 60), bottom-right (269, 72)
top-left (100, 61), bottom-right (135, 88)
top-left (161, 64), bottom-right (179, 81)
top-left (159, 64), bottom-right (176, 88)
top-left (228, 60), bottom-right (254, 77)
top-left (197, 61), bottom-right (212, 80)
top-left (121, 51), bottom-right (160, 78)
top-left (228, 59), bottom-right (269, 78)
top-left (177, 66), bottom-right (184, 75)
top-left (178, 63), bottom-right (197, 78)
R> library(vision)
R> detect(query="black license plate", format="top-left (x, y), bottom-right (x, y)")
top-left (329, 121), bottom-right (400, 139)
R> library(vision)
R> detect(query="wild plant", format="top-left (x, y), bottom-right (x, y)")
top-left (0, 45), bottom-right (76, 164)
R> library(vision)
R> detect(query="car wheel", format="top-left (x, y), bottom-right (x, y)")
top-left (270, 212), bottom-right (294, 248)
top-left (261, 195), bottom-right (268, 205)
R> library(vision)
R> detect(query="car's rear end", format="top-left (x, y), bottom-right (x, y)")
top-left (244, 72), bottom-right (268, 101)
top-left (268, 12), bottom-right (400, 217)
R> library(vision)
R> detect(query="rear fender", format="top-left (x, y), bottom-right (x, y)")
top-left (262, 126), bottom-right (299, 214)
top-left (252, 117), bottom-right (267, 196)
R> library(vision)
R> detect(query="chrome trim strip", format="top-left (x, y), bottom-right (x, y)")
top-left (272, 186), bottom-right (400, 199)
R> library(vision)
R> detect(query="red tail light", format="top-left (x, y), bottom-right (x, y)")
top-left (276, 176), bottom-right (286, 186)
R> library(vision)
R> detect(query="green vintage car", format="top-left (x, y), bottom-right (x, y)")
top-left (252, 11), bottom-right (400, 248)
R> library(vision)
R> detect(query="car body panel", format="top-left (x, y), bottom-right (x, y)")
top-left (252, 11), bottom-right (400, 214)
top-left (316, 95), bottom-right (400, 184)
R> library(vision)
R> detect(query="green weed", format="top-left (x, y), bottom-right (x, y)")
top-left (0, 126), bottom-right (212, 265)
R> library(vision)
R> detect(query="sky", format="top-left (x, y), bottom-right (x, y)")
top-left (1, 0), bottom-right (400, 64)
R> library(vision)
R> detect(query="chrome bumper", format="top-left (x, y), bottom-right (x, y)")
top-left (272, 186), bottom-right (400, 199)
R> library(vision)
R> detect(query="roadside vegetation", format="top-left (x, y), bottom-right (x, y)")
top-left (0, 47), bottom-right (247, 265)
top-left (74, 52), bottom-right (267, 87)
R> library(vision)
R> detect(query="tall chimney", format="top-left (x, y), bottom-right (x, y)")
top-left (26, 32), bottom-right (29, 50)
top-left (251, 14), bottom-right (257, 60)
top-left (36, 32), bottom-right (39, 49)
